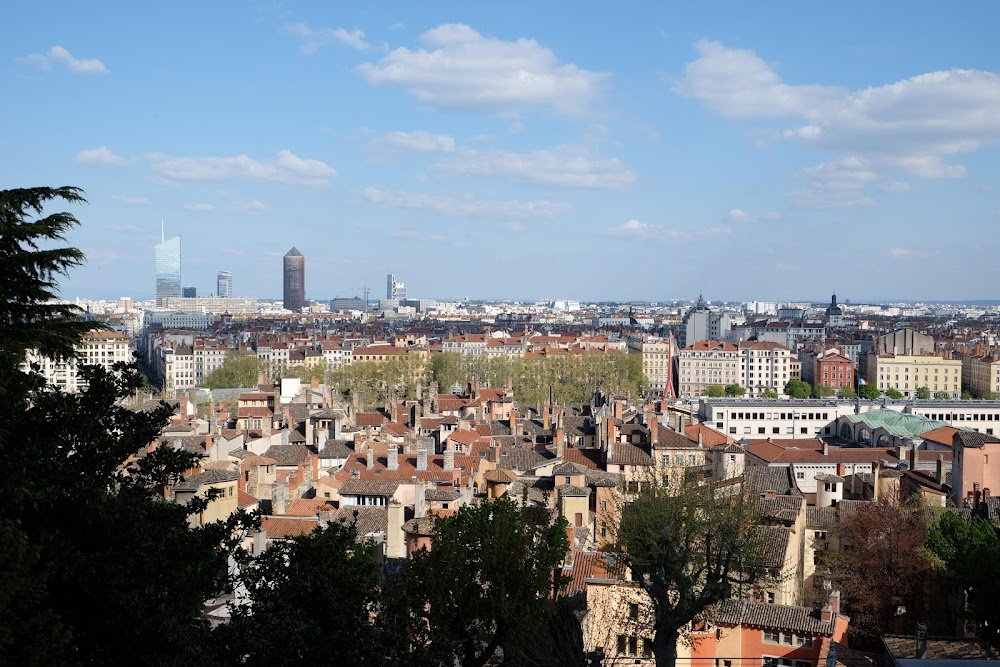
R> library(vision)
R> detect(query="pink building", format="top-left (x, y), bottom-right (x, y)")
top-left (952, 431), bottom-right (1000, 506)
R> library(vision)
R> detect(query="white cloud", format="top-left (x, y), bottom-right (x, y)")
top-left (726, 208), bottom-right (780, 223)
top-left (184, 203), bottom-right (216, 212)
top-left (889, 248), bottom-right (913, 258)
top-left (284, 23), bottom-right (370, 53)
top-left (19, 45), bottom-right (108, 74)
top-left (75, 146), bottom-right (128, 166)
top-left (333, 28), bottom-right (370, 50)
top-left (149, 149), bottom-right (335, 187)
top-left (372, 130), bottom-right (455, 153)
top-left (362, 186), bottom-right (569, 220)
top-left (791, 156), bottom-right (878, 209)
top-left (605, 219), bottom-right (732, 243)
top-left (357, 24), bottom-right (606, 114)
top-left (438, 146), bottom-right (634, 189)
top-left (676, 40), bottom-right (1000, 205)
top-left (674, 40), bottom-right (841, 119)
top-left (109, 195), bottom-right (151, 205)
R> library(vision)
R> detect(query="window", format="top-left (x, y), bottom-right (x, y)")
top-left (767, 591), bottom-right (775, 604)
top-left (763, 630), bottom-right (780, 643)
top-left (629, 603), bottom-right (639, 620)
top-left (796, 471), bottom-right (805, 480)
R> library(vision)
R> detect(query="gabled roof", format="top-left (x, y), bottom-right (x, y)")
top-left (954, 431), bottom-right (1000, 449)
top-left (339, 479), bottom-right (400, 497)
top-left (174, 468), bottom-right (239, 492)
top-left (710, 599), bottom-right (840, 636)
top-left (261, 444), bottom-right (312, 466)
top-left (612, 442), bottom-right (653, 466)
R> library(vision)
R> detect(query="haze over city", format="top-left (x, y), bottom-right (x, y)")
top-left (5, 2), bottom-right (1000, 302)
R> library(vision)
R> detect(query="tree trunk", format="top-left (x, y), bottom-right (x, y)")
top-left (653, 626), bottom-right (680, 667)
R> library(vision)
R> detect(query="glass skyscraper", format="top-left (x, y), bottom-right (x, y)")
top-left (155, 235), bottom-right (181, 306)
top-left (283, 247), bottom-right (305, 311)
top-left (217, 271), bottom-right (232, 298)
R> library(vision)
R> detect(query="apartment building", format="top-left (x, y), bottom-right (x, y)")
top-left (741, 341), bottom-right (793, 397)
top-left (961, 354), bottom-right (1000, 397)
top-left (627, 335), bottom-right (675, 397)
top-left (194, 341), bottom-right (229, 384)
top-left (677, 341), bottom-right (793, 398)
top-left (22, 330), bottom-right (132, 393)
top-left (863, 353), bottom-right (962, 399)
top-left (677, 341), bottom-right (740, 397)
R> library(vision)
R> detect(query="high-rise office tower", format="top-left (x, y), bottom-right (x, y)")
top-left (217, 271), bottom-right (232, 298)
top-left (182, 286), bottom-right (197, 298)
top-left (386, 273), bottom-right (407, 300)
top-left (283, 247), bottom-right (305, 311)
top-left (154, 225), bottom-right (181, 306)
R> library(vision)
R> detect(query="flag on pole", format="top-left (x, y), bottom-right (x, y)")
top-left (858, 377), bottom-right (867, 386)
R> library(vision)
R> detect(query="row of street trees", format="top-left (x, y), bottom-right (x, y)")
top-left (429, 350), bottom-right (647, 406)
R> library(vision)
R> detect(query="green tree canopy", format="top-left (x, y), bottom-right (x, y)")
top-left (705, 384), bottom-right (725, 398)
top-left (723, 383), bottom-right (746, 397)
top-left (885, 387), bottom-right (904, 399)
top-left (0, 187), bottom-right (256, 663)
top-left (915, 386), bottom-right (931, 399)
top-left (813, 383), bottom-right (835, 398)
top-left (933, 390), bottom-right (951, 400)
top-left (858, 382), bottom-right (881, 400)
top-left (202, 349), bottom-right (263, 389)
top-left (613, 480), bottom-right (772, 667)
top-left (425, 350), bottom-right (646, 406)
top-left (762, 388), bottom-right (779, 398)
top-left (0, 187), bottom-right (101, 370)
top-left (837, 385), bottom-right (856, 399)
top-left (219, 520), bottom-right (381, 665)
top-left (927, 512), bottom-right (1000, 650)
top-left (784, 379), bottom-right (811, 398)
top-left (388, 499), bottom-right (570, 667)
top-left (961, 390), bottom-right (974, 400)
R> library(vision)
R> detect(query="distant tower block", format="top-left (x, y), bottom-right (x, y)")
top-left (217, 271), bottom-right (232, 298)
top-left (154, 224), bottom-right (181, 306)
top-left (283, 248), bottom-right (305, 311)
top-left (387, 273), bottom-right (407, 300)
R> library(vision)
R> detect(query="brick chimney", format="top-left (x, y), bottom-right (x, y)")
top-left (543, 405), bottom-right (551, 431)
top-left (936, 453), bottom-right (945, 485)
top-left (822, 441), bottom-right (829, 456)
top-left (388, 445), bottom-right (399, 471)
top-left (829, 590), bottom-right (841, 616)
top-left (909, 445), bottom-right (918, 472)
top-left (444, 449), bottom-right (455, 472)
top-left (417, 448), bottom-right (428, 472)
top-left (509, 408), bottom-right (517, 434)
top-left (367, 446), bottom-right (375, 470)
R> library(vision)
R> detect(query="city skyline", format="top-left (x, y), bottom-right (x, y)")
top-left (5, 2), bottom-right (1000, 302)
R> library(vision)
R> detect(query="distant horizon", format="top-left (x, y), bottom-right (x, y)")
top-left (60, 287), bottom-right (1000, 309)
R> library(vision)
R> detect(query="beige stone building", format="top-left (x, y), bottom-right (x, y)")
top-left (864, 353), bottom-right (962, 398)
top-left (961, 354), bottom-right (1000, 398)
top-left (740, 341), bottom-right (793, 397)
top-left (22, 330), bottom-right (132, 393)
top-left (173, 468), bottom-right (239, 527)
top-left (677, 341), bottom-right (740, 397)
top-left (627, 335), bottom-right (675, 397)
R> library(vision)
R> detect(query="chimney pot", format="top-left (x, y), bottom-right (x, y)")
top-left (388, 446), bottom-right (399, 471)
top-left (444, 449), bottom-right (455, 472)
top-left (416, 448), bottom-right (428, 472)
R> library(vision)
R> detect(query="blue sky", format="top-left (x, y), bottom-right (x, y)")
top-left (5, 2), bottom-right (1000, 303)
